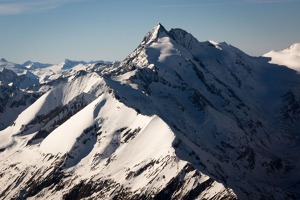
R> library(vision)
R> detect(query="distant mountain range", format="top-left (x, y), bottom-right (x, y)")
top-left (0, 23), bottom-right (299, 200)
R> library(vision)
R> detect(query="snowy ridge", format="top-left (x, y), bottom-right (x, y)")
top-left (22, 60), bottom-right (52, 69)
top-left (0, 24), bottom-right (299, 199)
top-left (0, 58), bottom-right (117, 84)
top-left (0, 66), bottom-right (234, 199)
top-left (263, 43), bottom-right (300, 72)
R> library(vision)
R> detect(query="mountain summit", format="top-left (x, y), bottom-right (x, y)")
top-left (0, 24), bottom-right (299, 199)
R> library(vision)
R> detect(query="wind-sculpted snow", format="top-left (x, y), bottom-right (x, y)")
top-left (0, 24), bottom-right (299, 199)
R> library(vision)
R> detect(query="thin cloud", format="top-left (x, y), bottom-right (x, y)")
top-left (0, 0), bottom-right (84, 15)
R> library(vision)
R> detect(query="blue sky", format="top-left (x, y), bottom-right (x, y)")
top-left (0, 0), bottom-right (299, 64)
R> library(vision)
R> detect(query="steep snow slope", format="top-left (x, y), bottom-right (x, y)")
top-left (0, 72), bottom-right (105, 149)
top-left (263, 43), bottom-right (300, 72)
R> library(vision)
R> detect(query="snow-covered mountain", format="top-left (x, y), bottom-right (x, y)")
top-left (0, 68), bottom-right (41, 130)
top-left (0, 58), bottom-right (118, 84)
top-left (263, 43), bottom-right (300, 72)
top-left (0, 58), bottom-right (26, 74)
top-left (0, 24), bottom-right (299, 199)
top-left (22, 60), bottom-right (52, 70)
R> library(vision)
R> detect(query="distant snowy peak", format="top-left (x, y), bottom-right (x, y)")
top-left (60, 59), bottom-right (87, 69)
top-left (22, 61), bottom-right (51, 69)
top-left (0, 58), bottom-right (17, 69)
top-left (0, 58), bottom-right (26, 74)
top-left (263, 43), bottom-right (300, 72)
